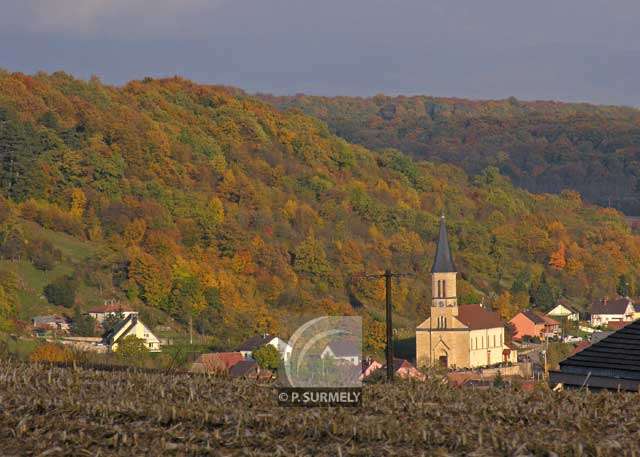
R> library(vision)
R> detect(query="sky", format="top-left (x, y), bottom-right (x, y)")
top-left (2, 0), bottom-right (640, 105)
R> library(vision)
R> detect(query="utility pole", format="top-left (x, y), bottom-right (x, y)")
top-left (354, 269), bottom-right (413, 382)
top-left (385, 270), bottom-right (393, 381)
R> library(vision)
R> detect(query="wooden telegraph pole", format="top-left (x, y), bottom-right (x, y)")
top-left (355, 270), bottom-right (413, 382)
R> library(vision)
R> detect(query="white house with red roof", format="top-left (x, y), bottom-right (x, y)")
top-left (87, 299), bottom-right (138, 324)
top-left (416, 215), bottom-right (517, 369)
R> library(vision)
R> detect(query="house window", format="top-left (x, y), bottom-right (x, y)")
top-left (493, 335), bottom-right (496, 347)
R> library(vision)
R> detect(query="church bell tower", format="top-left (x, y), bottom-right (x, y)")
top-left (431, 214), bottom-right (458, 327)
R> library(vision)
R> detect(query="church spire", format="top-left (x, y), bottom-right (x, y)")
top-left (431, 214), bottom-right (456, 273)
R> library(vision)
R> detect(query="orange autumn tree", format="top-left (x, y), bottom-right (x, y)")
top-left (549, 242), bottom-right (567, 270)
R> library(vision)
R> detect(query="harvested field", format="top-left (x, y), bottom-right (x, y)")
top-left (0, 360), bottom-right (639, 456)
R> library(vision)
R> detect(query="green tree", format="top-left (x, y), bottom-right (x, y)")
top-left (511, 270), bottom-right (530, 295)
top-left (293, 235), bottom-right (330, 278)
top-left (489, 234), bottom-right (504, 286)
top-left (617, 274), bottom-right (631, 297)
top-left (44, 276), bottom-right (77, 308)
top-left (71, 307), bottom-right (96, 337)
top-left (252, 344), bottom-right (281, 370)
top-left (530, 272), bottom-right (555, 310)
top-left (116, 335), bottom-right (149, 360)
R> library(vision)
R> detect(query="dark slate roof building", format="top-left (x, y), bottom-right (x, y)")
top-left (431, 215), bottom-right (456, 273)
top-left (236, 334), bottom-right (276, 352)
top-left (590, 297), bottom-right (634, 315)
top-left (550, 319), bottom-right (640, 390)
top-left (229, 359), bottom-right (259, 378)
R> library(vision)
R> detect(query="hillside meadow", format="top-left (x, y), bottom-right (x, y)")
top-left (0, 360), bottom-right (638, 456)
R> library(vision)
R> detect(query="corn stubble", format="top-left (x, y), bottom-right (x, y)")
top-left (0, 360), bottom-right (637, 456)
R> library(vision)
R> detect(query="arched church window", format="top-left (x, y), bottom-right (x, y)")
top-left (442, 280), bottom-right (446, 297)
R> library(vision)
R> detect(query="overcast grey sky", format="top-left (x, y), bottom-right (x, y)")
top-left (2, 0), bottom-right (640, 105)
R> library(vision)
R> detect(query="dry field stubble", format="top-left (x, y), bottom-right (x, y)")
top-left (0, 360), bottom-right (638, 456)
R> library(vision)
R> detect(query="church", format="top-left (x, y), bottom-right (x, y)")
top-left (416, 215), bottom-right (517, 369)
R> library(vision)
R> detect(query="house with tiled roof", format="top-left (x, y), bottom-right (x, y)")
top-left (321, 337), bottom-right (361, 366)
top-left (416, 215), bottom-right (517, 369)
top-left (190, 352), bottom-right (244, 373)
top-left (103, 314), bottom-right (160, 352)
top-left (88, 299), bottom-right (137, 324)
top-left (550, 319), bottom-right (640, 390)
top-left (590, 297), bottom-right (636, 327)
top-left (547, 300), bottom-right (579, 322)
top-left (32, 315), bottom-right (71, 333)
top-left (510, 310), bottom-right (559, 340)
top-left (236, 334), bottom-right (292, 362)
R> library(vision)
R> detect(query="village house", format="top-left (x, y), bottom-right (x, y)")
top-left (321, 338), bottom-right (361, 366)
top-left (360, 358), bottom-right (383, 380)
top-left (416, 215), bottom-right (517, 369)
top-left (236, 334), bottom-right (292, 362)
top-left (590, 297), bottom-right (637, 327)
top-left (103, 314), bottom-right (161, 352)
top-left (547, 301), bottom-right (579, 322)
top-left (388, 358), bottom-right (426, 381)
top-left (88, 300), bottom-right (138, 324)
top-left (190, 352), bottom-right (244, 373)
top-left (229, 359), bottom-right (273, 380)
top-left (32, 315), bottom-right (71, 333)
top-left (510, 310), bottom-right (560, 341)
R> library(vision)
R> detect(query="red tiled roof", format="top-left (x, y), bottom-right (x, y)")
top-left (196, 352), bottom-right (244, 371)
top-left (457, 304), bottom-right (504, 330)
top-left (538, 313), bottom-right (559, 326)
top-left (570, 341), bottom-right (591, 356)
top-left (519, 310), bottom-right (558, 326)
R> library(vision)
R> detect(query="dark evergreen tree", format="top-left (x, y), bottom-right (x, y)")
top-left (71, 307), bottom-right (96, 337)
top-left (530, 272), bottom-right (555, 310)
top-left (617, 274), bottom-right (631, 297)
top-left (511, 270), bottom-right (530, 295)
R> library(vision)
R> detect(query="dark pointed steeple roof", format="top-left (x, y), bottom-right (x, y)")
top-left (431, 214), bottom-right (456, 273)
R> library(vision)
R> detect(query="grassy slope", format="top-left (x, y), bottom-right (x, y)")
top-left (0, 220), bottom-right (103, 319)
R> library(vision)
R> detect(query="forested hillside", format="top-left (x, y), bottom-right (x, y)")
top-left (0, 71), bottom-right (638, 344)
top-left (261, 94), bottom-right (640, 215)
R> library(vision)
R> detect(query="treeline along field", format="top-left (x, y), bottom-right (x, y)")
top-left (0, 360), bottom-right (638, 456)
